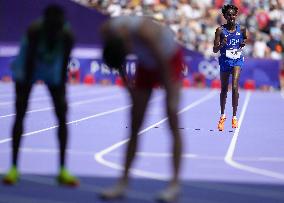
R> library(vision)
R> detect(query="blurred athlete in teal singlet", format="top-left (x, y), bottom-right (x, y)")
top-left (3, 4), bottom-right (78, 186)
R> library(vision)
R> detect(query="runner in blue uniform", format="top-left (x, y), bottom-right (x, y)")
top-left (213, 4), bottom-right (247, 131)
top-left (2, 5), bottom-right (78, 186)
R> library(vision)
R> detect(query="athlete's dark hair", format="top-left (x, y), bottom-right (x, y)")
top-left (102, 35), bottom-right (127, 70)
top-left (43, 4), bottom-right (65, 32)
top-left (44, 4), bottom-right (64, 18)
top-left (221, 4), bottom-right (238, 16)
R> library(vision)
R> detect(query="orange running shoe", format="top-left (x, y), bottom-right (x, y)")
top-left (232, 117), bottom-right (238, 128)
top-left (218, 116), bottom-right (226, 131)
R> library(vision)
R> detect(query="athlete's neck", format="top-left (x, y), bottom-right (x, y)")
top-left (225, 23), bottom-right (236, 31)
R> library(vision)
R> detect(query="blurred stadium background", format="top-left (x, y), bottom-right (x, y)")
top-left (0, 0), bottom-right (283, 89)
top-left (0, 1), bottom-right (284, 203)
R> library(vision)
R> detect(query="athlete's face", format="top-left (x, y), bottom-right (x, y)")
top-left (225, 9), bottom-right (237, 25)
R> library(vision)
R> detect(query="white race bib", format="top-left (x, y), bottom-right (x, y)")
top-left (225, 49), bottom-right (242, 59)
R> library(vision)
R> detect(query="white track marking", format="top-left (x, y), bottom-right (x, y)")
top-left (94, 91), bottom-right (218, 179)
top-left (0, 86), bottom-right (119, 106)
top-left (0, 95), bottom-right (163, 144)
top-left (0, 105), bottom-right (131, 144)
top-left (281, 90), bottom-right (284, 99)
top-left (105, 152), bottom-right (284, 162)
top-left (1, 148), bottom-right (284, 163)
top-left (0, 94), bottom-right (122, 118)
top-left (225, 91), bottom-right (284, 180)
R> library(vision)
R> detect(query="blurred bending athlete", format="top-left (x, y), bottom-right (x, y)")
top-left (3, 4), bottom-right (78, 186)
top-left (213, 4), bottom-right (247, 131)
top-left (100, 16), bottom-right (184, 202)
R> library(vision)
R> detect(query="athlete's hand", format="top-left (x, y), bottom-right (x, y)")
top-left (240, 41), bottom-right (246, 48)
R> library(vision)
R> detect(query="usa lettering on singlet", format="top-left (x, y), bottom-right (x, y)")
top-left (220, 23), bottom-right (244, 60)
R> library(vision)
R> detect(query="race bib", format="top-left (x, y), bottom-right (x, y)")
top-left (225, 49), bottom-right (242, 59)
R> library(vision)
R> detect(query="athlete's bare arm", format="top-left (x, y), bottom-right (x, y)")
top-left (61, 30), bottom-right (74, 84)
top-left (213, 27), bottom-right (227, 53)
top-left (240, 26), bottom-right (248, 48)
top-left (25, 24), bottom-right (40, 81)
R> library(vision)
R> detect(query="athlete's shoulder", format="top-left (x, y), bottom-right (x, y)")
top-left (215, 26), bottom-right (223, 34)
top-left (62, 24), bottom-right (73, 39)
top-left (27, 21), bottom-right (41, 35)
top-left (25, 21), bottom-right (42, 42)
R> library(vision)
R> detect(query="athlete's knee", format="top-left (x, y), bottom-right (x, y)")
top-left (220, 87), bottom-right (228, 95)
top-left (15, 104), bottom-right (27, 121)
top-left (55, 98), bottom-right (67, 113)
top-left (129, 132), bottom-right (139, 144)
top-left (220, 83), bottom-right (228, 93)
top-left (166, 101), bottom-right (178, 116)
top-left (232, 85), bottom-right (239, 94)
top-left (16, 96), bottom-right (28, 108)
top-left (232, 80), bottom-right (239, 91)
top-left (56, 107), bottom-right (67, 125)
top-left (166, 104), bottom-right (179, 130)
top-left (61, 101), bottom-right (68, 113)
top-left (57, 113), bottom-right (67, 124)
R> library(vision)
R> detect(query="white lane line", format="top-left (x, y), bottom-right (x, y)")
top-left (225, 91), bottom-right (284, 181)
top-left (0, 148), bottom-right (95, 156)
top-left (0, 85), bottom-right (47, 99)
top-left (0, 94), bottom-right (123, 119)
top-left (0, 105), bottom-right (131, 144)
top-left (94, 90), bottom-right (218, 180)
top-left (0, 87), bottom-right (120, 106)
top-left (281, 90), bottom-right (284, 99)
top-left (105, 153), bottom-right (284, 162)
top-left (0, 95), bottom-right (163, 144)
top-left (1, 148), bottom-right (284, 163)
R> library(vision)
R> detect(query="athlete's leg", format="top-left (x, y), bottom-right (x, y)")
top-left (101, 88), bottom-right (152, 199)
top-left (157, 81), bottom-right (182, 202)
top-left (220, 71), bottom-right (230, 115)
top-left (3, 83), bottom-right (32, 184)
top-left (124, 88), bottom-right (152, 180)
top-left (12, 83), bottom-right (33, 166)
top-left (218, 71), bottom-right (230, 131)
top-left (232, 66), bottom-right (241, 117)
top-left (47, 84), bottom-right (78, 186)
top-left (48, 85), bottom-right (67, 168)
top-left (166, 82), bottom-right (182, 186)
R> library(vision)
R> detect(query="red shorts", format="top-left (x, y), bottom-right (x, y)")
top-left (135, 49), bottom-right (184, 89)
